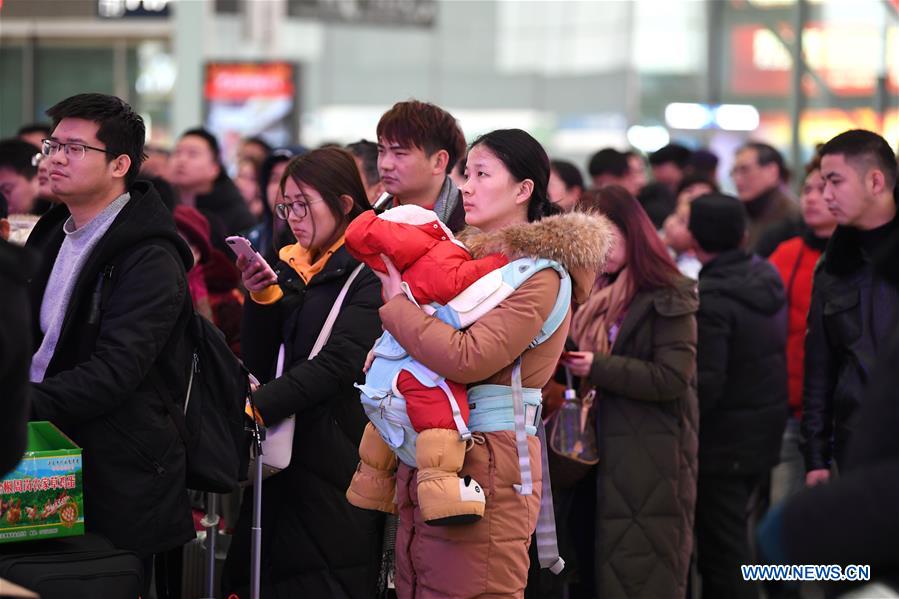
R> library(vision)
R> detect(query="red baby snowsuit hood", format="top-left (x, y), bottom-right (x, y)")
top-left (345, 205), bottom-right (508, 305)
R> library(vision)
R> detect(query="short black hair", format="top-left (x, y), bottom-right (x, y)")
top-left (636, 182), bottom-right (676, 229)
top-left (243, 136), bottom-right (272, 154)
top-left (587, 148), bottom-right (628, 178)
top-left (689, 192), bottom-right (748, 253)
top-left (0, 138), bottom-right (39, 179)
top-left (180, 127), bottom-right (226, 181)
top-left (649, 143), bottom-right (692, 169)
top-left (819, 129), bottom-right (897, 191)
top-left (0, 191), bottom-right (8, 220)
top-left (739, 142), bottom-right (790, 184)
top-left (46, 93), bottom-right (146, 187)
top-left (550, 159), bottom-right (584, 191)
top-left (687, 148), bottom-right (719, 179)
top-left (17, 123), bottom-right (53, 139)
top-left (346, 139), bottom-right (380, 186)
top-left (181, 127), bottom-right (222, 164)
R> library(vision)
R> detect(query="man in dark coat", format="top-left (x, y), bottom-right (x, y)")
top-left (802, 129), bottom-right (899, 485)
top-left (25, 94), bottom-right (194, 592)
top-left (374, 100), bottom-right (468, 233)
top-left (0, 189), bottom-right (35, 475)
top-left (758, 225), bottom-right (899, 593)
top-left (731, 142), bottom-right (801, 257)
top-left (689, 193), bottom-right (788, 599)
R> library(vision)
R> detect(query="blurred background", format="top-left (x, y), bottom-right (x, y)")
top-left (1, 0), bottom-right (897, 191)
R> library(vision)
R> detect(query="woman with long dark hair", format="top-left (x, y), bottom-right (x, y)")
top-left (223, 147), bottom-right (384, 597)
top-left (372, 129), bottom-right (610, 597)
top-left (561, 185), bottom-right (699, 599)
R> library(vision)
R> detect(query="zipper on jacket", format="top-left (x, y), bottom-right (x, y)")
top-left (86, 265), bottom-right (115, 326)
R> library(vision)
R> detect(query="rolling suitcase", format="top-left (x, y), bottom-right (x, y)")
top-left (0, 533), bottom-right (142, 599)
top-left (181, 493), bottom-right (230, 599)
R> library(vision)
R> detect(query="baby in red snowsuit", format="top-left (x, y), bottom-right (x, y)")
top-left (344, 204), bottom-right (508, 524)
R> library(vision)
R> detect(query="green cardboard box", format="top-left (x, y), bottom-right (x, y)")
top-left (0, 422), bottom-right (84, 544)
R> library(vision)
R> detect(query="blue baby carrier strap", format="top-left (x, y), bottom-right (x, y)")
top-left (358, 257), bottom-right (572, 466)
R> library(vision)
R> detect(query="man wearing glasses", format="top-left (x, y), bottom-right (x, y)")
top-left (730, 142), bottom-right (800, 257)
top-left (25, 93), bottom-right (195, 597)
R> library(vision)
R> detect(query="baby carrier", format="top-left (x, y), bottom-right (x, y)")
top-left (357, 256), bottom-right (572, 573)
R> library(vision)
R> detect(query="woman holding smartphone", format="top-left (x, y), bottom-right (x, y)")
top-left (222, 147), bottom-right (384, 598)
top-left (561, 185), bottom-right (698, 599)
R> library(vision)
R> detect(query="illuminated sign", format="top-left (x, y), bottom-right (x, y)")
top-left (731, 24), bottom-right (899, 96)
top-left (204, 62), bottom-right (299, 168)
top-left (98, 0), bottom-right (171, 18)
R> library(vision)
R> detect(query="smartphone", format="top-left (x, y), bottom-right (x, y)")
top-left (373, 191), bottom-right (391, 210)
top-left (225, 236), bottom-right (261, 264)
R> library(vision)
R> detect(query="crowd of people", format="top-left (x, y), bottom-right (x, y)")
top-left (1, 91), bottom-right (898, 599)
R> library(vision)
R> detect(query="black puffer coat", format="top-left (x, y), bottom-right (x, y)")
top-left (696, 249), bottom-right (788, 474)
top-left (585, 277), bottom-right (699, 599)
top-left (0, 240), bottom-right (36, 477)
top-left (25, 183), bottom-right (195, 557)
top-left (801, 215), bottom-right (899, 471)
top-left (223, 245), bottom-right (384, 598)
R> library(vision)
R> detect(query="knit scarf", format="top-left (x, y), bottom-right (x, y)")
top-left (570, 268), bottom-right (635, 355)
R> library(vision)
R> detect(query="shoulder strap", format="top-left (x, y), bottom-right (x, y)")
top-left (502, 258), bottom-right (572, 349)
top-left (308, 263), bottom-right (365, 359)
top-left (529, 268), bottom-right (572, 349)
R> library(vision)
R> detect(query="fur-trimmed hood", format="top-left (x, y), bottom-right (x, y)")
top-left (458, 211), bottom-right (613, 303)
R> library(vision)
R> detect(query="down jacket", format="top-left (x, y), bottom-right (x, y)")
top-left (381, 212), bottom-right (612, 598)
top-left (768, 230), bottom-right (828, 417)
top-left (585, 276), bottom-right (699, 599)
top-left (222, 244), bottom-right (385, 599)
top-left (696, 249), bottom-right (788, 474)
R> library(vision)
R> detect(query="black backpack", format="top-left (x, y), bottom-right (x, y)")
top-left (92, 245), bottom-right (250, 494)
top-left (154, 311), bottom-right (251, 493)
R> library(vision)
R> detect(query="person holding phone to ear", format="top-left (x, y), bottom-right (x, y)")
top-left (223, 147), bottom-right (385, 598)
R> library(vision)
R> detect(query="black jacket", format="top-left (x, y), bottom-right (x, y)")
top-left (25, 182), bottom-right (195, 556)
top-left (782, 227), bottom-right (899, 583)
top-left (697, 250), bottom-right (788, 474)
top-left (0, 240), bottom-right (36, 477)
top-left (801, 215), bottom-right (899, 471)
top-left (224, 245), bottom-right (384, 598)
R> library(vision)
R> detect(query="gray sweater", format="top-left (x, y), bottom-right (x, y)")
top-left (30, 194), bottom-right (130, 382)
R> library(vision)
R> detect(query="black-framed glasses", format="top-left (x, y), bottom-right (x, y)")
top-left (274, 199), bottom-right (324, 220)
top-left (42, 139), bottom-right (116, 161)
